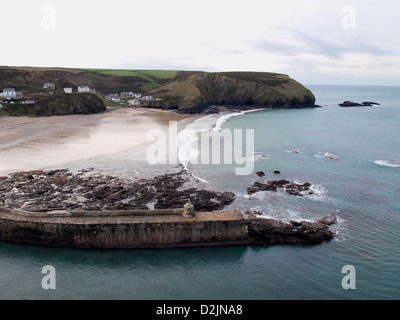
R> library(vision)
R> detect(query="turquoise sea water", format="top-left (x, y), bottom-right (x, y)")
top-left (1, 85), bottom-right (399, 300)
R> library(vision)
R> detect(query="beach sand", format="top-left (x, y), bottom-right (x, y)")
top-left (0, 107), bottom-right (199, 175)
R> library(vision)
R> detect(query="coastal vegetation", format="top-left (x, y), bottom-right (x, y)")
top-left (1, 93), bottom-right (106, 117)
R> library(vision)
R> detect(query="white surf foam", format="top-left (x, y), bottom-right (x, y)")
top-left (374, 160), bottom-right (400, 168)
top-left (286, 149), bottom-right (303, 154)
top-left (314, 152), bottom-right (340, 160)
top-left (249, 151), bottom-right (271, 162)
top-left (213, 109), bottom-right (264, 132)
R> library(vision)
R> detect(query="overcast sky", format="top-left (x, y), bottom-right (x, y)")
top-left (1, 0), bottom-right (399, 85)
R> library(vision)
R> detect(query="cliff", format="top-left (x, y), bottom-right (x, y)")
top-left (145, 72), bottom-right (316, 113)
top-left (2, 93), bottom-right (106, 117)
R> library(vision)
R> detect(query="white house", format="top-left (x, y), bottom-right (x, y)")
top-left (0, 88), bottom-right (16, 99)
top-left (120, 92), bottom-right (141, 98)
top-left (141, 96), bottom-right (154, 101)
top-left (64, 88), bottom-right (73, 94)
top-left (43, 83), bottom-right (56, 89)
top-left (129, 99), bottom-right (141, 106)
top-left (105, 94), bottom-right (121, 103)
top-left (78, 86), bottom-right (91, 93)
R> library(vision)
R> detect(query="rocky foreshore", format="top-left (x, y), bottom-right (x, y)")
top-left (0, 169), bottom-right (235, 212)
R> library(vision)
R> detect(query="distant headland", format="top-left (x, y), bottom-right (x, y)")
top-left (0, 66), bottom-right (317, 116)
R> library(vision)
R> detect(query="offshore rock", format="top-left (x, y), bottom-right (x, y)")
top-left (247, 180), bottom-right (313, 197)
top-left (245, 211), bottom-right (336, 245)
top-left (339, 101), bottom-right (380, 107)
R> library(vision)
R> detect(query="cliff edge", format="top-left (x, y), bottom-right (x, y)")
top-left (145, 71), bottom-right (316, 113)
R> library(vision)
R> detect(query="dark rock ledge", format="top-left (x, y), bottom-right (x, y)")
top-left (247, 180), bottom-right (313, 197)
top-left (246, 211), bottom-right (336, 245)
top-left (0, 169), bottom-right (234, 212)
top-left (339, 101), bottom-right (380, 107)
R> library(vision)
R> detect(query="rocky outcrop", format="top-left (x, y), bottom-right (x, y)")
top-left (0, 170), bottom-right (235, 212)
top-left (245, 211), bottom-right (336, 245)
top-left (247, 180), bottom-right (313, 197)
top-left (339, 101), bottom-right (380, 107)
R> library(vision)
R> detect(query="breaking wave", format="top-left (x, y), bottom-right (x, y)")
top-left (314, 152), bottom-right (340, 160)
top-left (374, 160), bottom-right (400, 168)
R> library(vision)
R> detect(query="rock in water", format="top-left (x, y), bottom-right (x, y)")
top-left (245, 213), bottom-right (336, 245)
top-left (256, 171), bottom-right (265, 177)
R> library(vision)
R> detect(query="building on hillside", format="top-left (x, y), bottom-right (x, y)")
top-left (0, 88), bottom-right (16, 99)
top-left (64, 88), bottom-right (73, 94)
top-left (129, 99), bottom-right (141, 106)
top-left (90, 89), bottom-right (96, 93)
top-left (21, 100), bottom-right (35, 104)
top-left (78, 86), bottom-right (91, 93)
top-left (43, 83), bottom-right (56, 89)
top-left (120, 92), bottom-right (141, 98)
top-left (141, 96), bottom-right (154, 101)
top-left (15, 92), bottom-right (24, 99)
top-left (105, 94), bottom-right (121, 103)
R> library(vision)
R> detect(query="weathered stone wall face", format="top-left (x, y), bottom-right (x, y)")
top-left (0, 209), bottom-right (249, 249)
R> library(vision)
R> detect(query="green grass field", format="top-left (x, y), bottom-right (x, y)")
top-left (82, 69), bottom-right (180, 91)
top-left (83, 69), bottom-right (178, 81)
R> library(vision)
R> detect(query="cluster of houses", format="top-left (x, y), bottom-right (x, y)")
top-left (0, 88), bottom-right (35, 105)
top-left (43, 83), bottom-right (96, 94)
top-left (105, 92), bottom-right (154, 106)
top-left (1, 84), bottom-right (154, 109)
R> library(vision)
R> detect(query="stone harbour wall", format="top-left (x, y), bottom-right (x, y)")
top-left (0, 207), bottom-right (250, 249)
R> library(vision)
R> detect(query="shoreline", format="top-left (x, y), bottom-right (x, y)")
top-left (0, 107), bottom-right (201, 176)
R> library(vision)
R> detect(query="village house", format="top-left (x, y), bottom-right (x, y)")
top-left (20, 100), bottom-right (35, 104)
top-left (129, 99), bottom-right (142, 106)
top-left (141, 96), bottom-right (154, 101)
top-left (64, 88), bottom-right (73, 94)
top-left (78, 86), bottom-right (91, 93)
top-left (105, 94), bottom-right (121, 103)
top-left (120, 92), bottom-right (141, 98)
top-left (43, 83), bottom-right (56, 90)
top-left (0, 88), bottom-right (16, 99)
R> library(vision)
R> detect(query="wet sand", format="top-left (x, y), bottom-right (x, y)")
top-left (0, 107), bottom-right (199, 175)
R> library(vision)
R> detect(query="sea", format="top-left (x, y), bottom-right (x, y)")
top-left (0, 85), bottom-right (399, 300)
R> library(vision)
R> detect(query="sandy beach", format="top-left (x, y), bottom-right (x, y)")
top-left (0, 107), bottom-right (199, 175)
